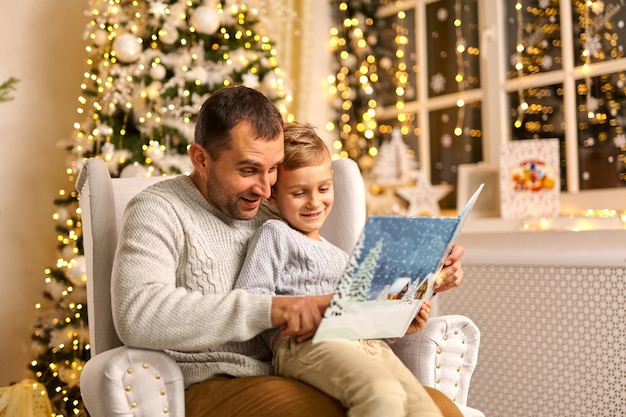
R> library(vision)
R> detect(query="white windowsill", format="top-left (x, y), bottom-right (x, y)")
top-left (458, 216), bottom-right (626, 267)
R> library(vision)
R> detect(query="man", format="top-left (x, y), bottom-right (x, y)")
top-left (111, 86), bottom-right (465, 417)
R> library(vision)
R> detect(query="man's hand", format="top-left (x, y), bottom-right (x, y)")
top-left (434, 244), bottom-right (465, 293)
top-left (271, 296), bottom-right (323, 342)
top-left (404, 300), bottom-right (431, 336)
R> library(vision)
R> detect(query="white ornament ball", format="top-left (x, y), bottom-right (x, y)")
top-left (112, 33), bottom-right (142, 63)
top-left (92, 29), bottom-right (109, 47)
top-left (190, 6), bottom-right (221, 34)
top-left (150, 64), bottom-right (167, 80)
top-left (159, 23), bottom-right (179, 45)
top-left (121, 162), bottom-right (150, 178)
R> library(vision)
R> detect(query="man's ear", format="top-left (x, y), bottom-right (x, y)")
top-left (189, 143), bottom-right (209, 174)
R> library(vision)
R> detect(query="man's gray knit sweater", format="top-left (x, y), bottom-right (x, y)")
top-left (111, 175), bottom-right (277, 388)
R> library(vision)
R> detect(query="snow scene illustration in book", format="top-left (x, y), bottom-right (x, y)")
top-left (313, 183), bottom-right (483, 343)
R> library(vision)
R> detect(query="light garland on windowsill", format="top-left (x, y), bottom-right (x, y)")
top-left (520, 209), bottom-right (626, 231)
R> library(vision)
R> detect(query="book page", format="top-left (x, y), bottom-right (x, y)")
top-left (314, 215), bottom-right (459, 342)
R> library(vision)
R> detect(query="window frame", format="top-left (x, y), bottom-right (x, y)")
top-left (376, 0), bottom-right (626, 211)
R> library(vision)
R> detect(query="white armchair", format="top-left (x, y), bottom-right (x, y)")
top-left (77, 157), bottom-right (482, 417)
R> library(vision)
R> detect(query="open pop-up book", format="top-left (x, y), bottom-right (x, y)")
top-left (312, 183), bottom-right (484, 343)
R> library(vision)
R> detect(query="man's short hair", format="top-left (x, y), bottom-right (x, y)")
top-left (194, 86), bottom-right (284, 160)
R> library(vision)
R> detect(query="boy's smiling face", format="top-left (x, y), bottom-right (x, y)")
top-left (272, 159), bottom-right (334, 240)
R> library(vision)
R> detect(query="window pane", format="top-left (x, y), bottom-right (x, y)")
top-left (572, 1), bottom-right (626, 66)
top-left (429, 102), bottom-right (483, 208)
top-left (508, 84), bottom-right (567, 190)
top-left (505, 1), bottom-right (563, 78)
top-left (426, 0), bottom-right (480, 97)
top-left (375, 9), bottom-right (418, 107)
top-left (575, 73), bottom-right (626, 189)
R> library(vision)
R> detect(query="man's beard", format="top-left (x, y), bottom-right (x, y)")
top-left (205, 168), bottom-right (259, 220)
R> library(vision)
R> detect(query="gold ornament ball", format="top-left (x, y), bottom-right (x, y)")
top-left (358, 154), bottom-right (375, 171)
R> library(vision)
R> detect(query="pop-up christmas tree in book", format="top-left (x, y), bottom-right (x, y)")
top-left (313, 183), bottom-right (484, 343)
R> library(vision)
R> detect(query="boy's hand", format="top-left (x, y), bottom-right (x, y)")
top-left (404, 300), bottom-right (431, 336)
top-left (435, 244), bottom-right (465, 292)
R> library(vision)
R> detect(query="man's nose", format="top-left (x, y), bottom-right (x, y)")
top-left (253, 173), bottom-right (272, 198)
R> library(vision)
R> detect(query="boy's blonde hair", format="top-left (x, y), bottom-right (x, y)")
top-left (281, 122), bottom-right (331, 171)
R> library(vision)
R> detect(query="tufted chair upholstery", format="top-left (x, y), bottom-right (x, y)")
top-left (390, 315), bottom-right (483, 417)
top-left (77, 157), bottom-right (483, 417)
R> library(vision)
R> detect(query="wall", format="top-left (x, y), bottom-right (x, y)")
top-left (293, 1), bottom-right (334, 136)
top-left (0, 1), bottom-right (86, 386)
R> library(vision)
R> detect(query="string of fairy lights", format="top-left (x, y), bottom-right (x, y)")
top-left (514, 2), bottom-right (528, 128)
top-left (453, 0), bottom-right (467, 137)
top-left (394, 10), bottom-right (410, 137)
top-left (583, 2), bottom-right (595, 120)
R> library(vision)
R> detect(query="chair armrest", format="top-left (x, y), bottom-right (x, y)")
top-left (80, 346), bottom-right (185, 417)
top-left (390, 315), bottom-right (480, 407)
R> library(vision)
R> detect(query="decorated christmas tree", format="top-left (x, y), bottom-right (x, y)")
top-left (28, 1), bottom-right (291, 415)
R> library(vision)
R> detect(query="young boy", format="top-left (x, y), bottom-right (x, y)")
top-left (235, 122), bottom-right (443, 417)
